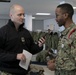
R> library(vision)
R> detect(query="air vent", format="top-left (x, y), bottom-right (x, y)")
top-left (0, 0), bottom-right (10, 2)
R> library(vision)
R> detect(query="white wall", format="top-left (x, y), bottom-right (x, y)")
top-left (73, 14), bottom-right (76, 24)
top-left (32, 19), bottom-right (44, 31)
top-left (44, 18), bottom-right (59, 32)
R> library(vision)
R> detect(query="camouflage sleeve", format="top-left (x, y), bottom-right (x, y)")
top-left (70, 31), bottom-right (76, 61)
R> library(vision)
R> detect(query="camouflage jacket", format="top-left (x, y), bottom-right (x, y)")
top-left (56, 23), bottom-right (76, 70)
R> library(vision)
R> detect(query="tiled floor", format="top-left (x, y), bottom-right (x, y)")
top-left (43, 66), bottom-right (54, 75)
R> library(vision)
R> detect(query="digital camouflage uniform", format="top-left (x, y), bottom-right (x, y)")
top-left (36, 32), bottom-right (59, 62)
top-left (36, 50), bottom-right (49, 62)
top-left (45, 33), bottom-right (53, 50)
top-left (55, 23), bottom-right (76, 75)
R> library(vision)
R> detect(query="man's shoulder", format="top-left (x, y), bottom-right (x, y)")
top-left (67, 25), bottom-right (76, 39)
top-left (0, 24), bottom-right (8, 30)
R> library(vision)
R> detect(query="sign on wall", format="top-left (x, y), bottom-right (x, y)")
top-left (46, 24), bottom-right (54, 31)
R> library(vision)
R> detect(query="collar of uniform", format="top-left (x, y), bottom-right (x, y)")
top-left (7, 19), bottom-right (24, 31)
top-left (61, 23), bottom-right (75, 36)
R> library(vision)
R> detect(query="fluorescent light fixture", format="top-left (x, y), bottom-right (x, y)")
top-left (24, 17), bottom-right (35, 19)
top-left (73, 7), bottom-right (76, 9)
top-left (36, 13), bottom-right (51, 15)
top-left (32, 17), bottom-right (35, 19)
top-left (60, 1), bottom-right (65, 4)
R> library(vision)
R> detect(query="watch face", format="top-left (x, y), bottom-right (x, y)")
top-left (0, 0), bottom-right (10, 2)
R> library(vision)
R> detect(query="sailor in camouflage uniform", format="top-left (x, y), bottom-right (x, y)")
top-left (47, 3), bottom-right (76, 75)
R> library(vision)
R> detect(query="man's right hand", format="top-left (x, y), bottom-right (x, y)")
top-left (17, 53), bottom-right (26, 61)
top-left (47, 59), bottom-right (55, 71)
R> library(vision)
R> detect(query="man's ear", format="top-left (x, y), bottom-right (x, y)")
top-left (64, 13), bottom-right (69, 18)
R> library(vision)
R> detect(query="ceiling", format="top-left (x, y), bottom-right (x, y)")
top-left (0, 0), bottom-right (76, 20)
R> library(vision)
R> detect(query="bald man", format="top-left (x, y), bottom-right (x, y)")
top-left (0, 4), bottom-right (45, 75)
